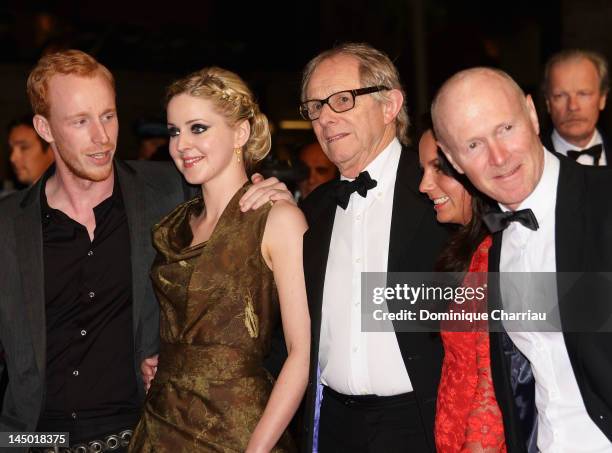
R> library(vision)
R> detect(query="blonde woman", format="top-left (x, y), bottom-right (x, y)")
top-left (129, 68), bottom-right (310, 453)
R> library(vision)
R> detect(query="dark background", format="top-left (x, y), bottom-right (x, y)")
top-left (1, 0), bottom-right (611, 180)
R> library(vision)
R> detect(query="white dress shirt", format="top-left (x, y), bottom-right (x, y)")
top-left (500, 149), bottom-right (612, 452)
top-left (319, 138), bottom-right (413, 396)
top-left (551, 129), bottom-right (606, 165)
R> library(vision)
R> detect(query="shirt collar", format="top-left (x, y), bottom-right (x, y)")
top-left (499, 148), bottom-right (559, 228)
top-left (40, 163), bottom-right (123, 217)
top-left (552, 128), bottom-right (602, 153)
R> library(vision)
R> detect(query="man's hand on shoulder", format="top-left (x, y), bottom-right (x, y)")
top-left (239, 173), bottom-right (296, 212)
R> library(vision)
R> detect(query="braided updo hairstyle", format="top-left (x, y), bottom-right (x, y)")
top-left (166, 67), bottom-right (271, 171)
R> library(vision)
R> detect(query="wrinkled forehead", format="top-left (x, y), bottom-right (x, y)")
top-left (549, 57), bottom-right (601, 88)
top-left (306, 55), bottom-right (362, 99)
top-left (551, 56), bottom-right (597, 75)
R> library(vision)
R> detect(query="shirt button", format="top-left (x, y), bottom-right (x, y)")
top-left (88, 291), bottom-right (95, 299)
top-left (71, 412), bottom-right (77, 419)
top-left (80, 329), bottom-right (87, 336)
top-left (352, 346), bottom-right (358, 353)
top-left (87, 250), bottom-right (94, 257)
top-left (44, 213), bottom-right (51, 219)
top-left (73, 370), bottom-right (79, 376)
top-left (356, 214), bottom-right (362, 221)
top-left (354, 300), bottom-right (360, 307)
top-left (355, 258), bottom-right (361, 264)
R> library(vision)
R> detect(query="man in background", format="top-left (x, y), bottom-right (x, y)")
top-left (296, 141), bottom-right (337, 200)
top-left (8, 114), bottom-right (54, 186)
top-left (541, 49), bottom-right (610, 165)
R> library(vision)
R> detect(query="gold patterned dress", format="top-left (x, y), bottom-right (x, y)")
top-left (129, 184), bottom-right (295, 453)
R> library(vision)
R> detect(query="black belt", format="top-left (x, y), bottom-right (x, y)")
top-left (29, 429), bottom-right (132, 453)
top-left (323, 385), bottom-right (415, 408)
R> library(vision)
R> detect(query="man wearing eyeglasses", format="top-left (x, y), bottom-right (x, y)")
top-left (298, 43), bottom-right (448, 452)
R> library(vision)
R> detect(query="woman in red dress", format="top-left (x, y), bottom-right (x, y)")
top-left (419, 128), bottom-right (506, 453)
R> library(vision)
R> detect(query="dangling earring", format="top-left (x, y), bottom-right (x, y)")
top-left (235, 148), bottom-right (242, 163)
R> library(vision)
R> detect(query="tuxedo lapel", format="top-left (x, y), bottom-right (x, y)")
top-left (488, 230), bottom-right (532, 453)
top-left (554, 159), bottom-right (587, 335)
top-left (541, 130), bottom-right (555, 154)
top-left (386, 149), bottom-right (426, 341)
top-left (301, 184), bottom-right (336, 452)
top-left (303, 188), bottom-right (337, 339)
top-left (387, 148), bottom-right (424, 273)
top-left (15, 184), bottom-right (46, 378)
top-left (489, 232), bottom-right (501, 272)
top-left (555, 158), bottom-right (585, 272)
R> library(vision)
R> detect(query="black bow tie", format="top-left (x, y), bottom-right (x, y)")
top-left (334, 171), bottom-right (378, 209)
top-left (482, 208), bottom-right (539, 233)
top-left (567, 144), bottom-right (603, 166)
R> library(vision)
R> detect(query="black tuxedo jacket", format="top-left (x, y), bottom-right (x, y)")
top-left (541, 127), bottom-right (611, 165)
top-left (299, 147), bottom-right (449, 452)
top-left (489, 153), bottom-right (612, 452)
top-left (0, 160), bottom-right (188, 446)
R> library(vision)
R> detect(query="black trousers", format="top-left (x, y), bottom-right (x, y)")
top-left (318, 386), bottom-right (431, 453)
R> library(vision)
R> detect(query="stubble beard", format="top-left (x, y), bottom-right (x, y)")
top-left (58, 147), bottom-right (115, 183)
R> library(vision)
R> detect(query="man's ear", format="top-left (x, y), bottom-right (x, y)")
top-left (525, 94), bottom-right (540, 136)
top-left (437, 141), bottom-right (465, 174)
top-left (33, 114), bottom-right (54, 144)
top-left (382, 89), bottom-right (404, 125)
top-left (234, 119), bottom-right (250, 149)
top-left (599, 91), bottom-right (607, 111)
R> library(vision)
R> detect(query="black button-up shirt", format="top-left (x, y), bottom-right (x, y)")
top-left (38, 171), bottom-right (140, 435)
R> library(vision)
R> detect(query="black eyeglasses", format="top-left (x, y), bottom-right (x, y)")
top-left (299, 85), bottom-right (390, 121)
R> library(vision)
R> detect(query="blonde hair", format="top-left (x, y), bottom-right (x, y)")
top-left (543, 49), bottom-right (609, 96)
top-left (27, 49), bottom-right (115, 118)
top-left (166, 67), bottom-right (271, 169)
top-left (301, 42), bottom-right (410, 146)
